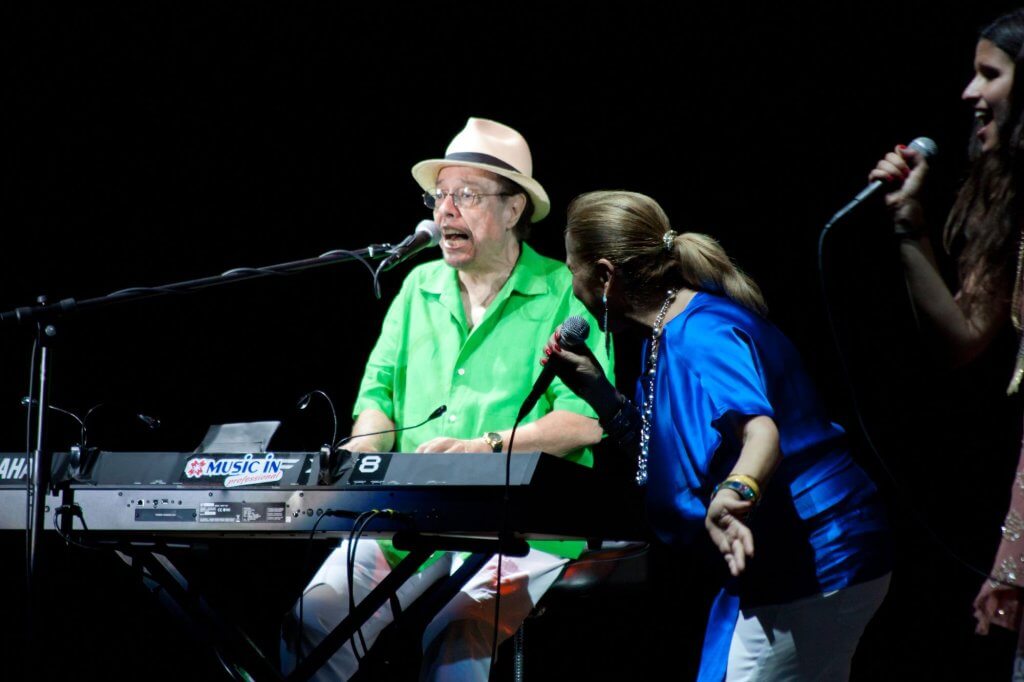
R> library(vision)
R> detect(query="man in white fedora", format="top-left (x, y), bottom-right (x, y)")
top-left (282, 118), bottom-right (613, 680)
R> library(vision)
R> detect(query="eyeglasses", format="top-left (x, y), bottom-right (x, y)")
top-left (423, 187), bottom-right (514, 210)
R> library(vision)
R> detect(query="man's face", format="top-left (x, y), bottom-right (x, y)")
top-left (432, 166), bottom-right (521, 273)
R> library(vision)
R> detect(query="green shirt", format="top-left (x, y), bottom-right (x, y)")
top-left (353, 243), bottom-right (614, 562)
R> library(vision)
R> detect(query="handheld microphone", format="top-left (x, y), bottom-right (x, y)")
top-left (826, 136), bottom-right (939, 228)
top-left (380, 220), bottom-right (441, 271)
top-left (516, 316), bottom-right (590, 423)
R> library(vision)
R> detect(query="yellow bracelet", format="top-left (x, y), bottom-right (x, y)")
top-left (724, 474), bottom-right (761, 503)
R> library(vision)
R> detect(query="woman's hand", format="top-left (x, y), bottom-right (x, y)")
top-left (543, 329), bottom-right (619, 416)
top-left (973, 579), bottom-right (1022, 635)
top-left (705, 489), bottom-right (755, 577)
top-left (868, 144), bottom-right (931, 233)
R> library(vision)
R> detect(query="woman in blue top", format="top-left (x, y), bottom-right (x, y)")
top-left (544, 190), bottom-right (892, 681)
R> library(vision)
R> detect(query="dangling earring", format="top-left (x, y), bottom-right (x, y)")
top-left (602, 284), bottom-right (611, 357)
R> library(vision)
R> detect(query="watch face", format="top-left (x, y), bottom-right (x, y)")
top-left (484, 432), bottom-right (502, 452)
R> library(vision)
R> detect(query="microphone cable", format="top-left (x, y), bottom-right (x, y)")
top-left (316, 248), bottom-right (383, 299)
top-left (107, 246), bottom-right (385, 303)
top-left (488, 419), bottom-right (522, 676)
top-left (817, 187), bottom-right (1008, 587)
top-left (370, 220), bottom-right (442, 298)
top-left (488, 317), bottom-right (591, 677)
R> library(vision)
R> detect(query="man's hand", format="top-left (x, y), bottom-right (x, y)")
top-left (415, 436), bottom-right (490, 453)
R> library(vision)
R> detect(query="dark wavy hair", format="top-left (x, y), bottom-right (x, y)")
top-left (943, 9), bottom-right (1024, 316)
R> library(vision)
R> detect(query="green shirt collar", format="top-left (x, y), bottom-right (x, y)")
top-left (417, 242), bottom-right (552, 298)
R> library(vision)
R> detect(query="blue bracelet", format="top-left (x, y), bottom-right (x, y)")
top-left (712, 479), bottom-right (757, 503)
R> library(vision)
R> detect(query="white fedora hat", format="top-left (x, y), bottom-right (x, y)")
top-left (411, 117), bottom-right (550, 223)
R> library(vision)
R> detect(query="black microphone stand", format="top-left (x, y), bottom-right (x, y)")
top-left (27, 313), bottom-right (54, 606)
top-left (1, 240), bottom-right (405, 651)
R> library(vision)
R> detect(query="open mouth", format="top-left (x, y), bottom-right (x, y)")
top-left (974, 108), bottom-right (993, 129)
top-left (442, 228), bottom-right (470, 245)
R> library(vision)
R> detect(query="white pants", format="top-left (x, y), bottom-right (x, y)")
top-left (281, 540), bottom-right (568, 682)
top-left (726, 573), bottom-right (891, 682)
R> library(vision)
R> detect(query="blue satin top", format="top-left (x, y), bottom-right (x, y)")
top-left (638, 292), bottom-right (891, 681)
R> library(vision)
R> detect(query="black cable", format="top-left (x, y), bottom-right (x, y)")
top-left (334, 405), bottom-right (446, 452)
top-left (317, 248), bottom-right (382, 299)
top-left (52, 507), bottom-right (100, 552)
top-left (372, 260), bottom-right (387, 300)
top-left (341, 507), bottom-right (412, 666)
top-left (818, 216), bottom-right (1008, 586)
top-left (347, 509), bottom-right (389, 658)
top-left (105, 248), bottom-right (384, 302)
top-left (488, 422), bottom-right (521, 678)
top-left (487, 317), bottom-right (596, 676)
top-left (346, 512), bottom-right (372, 661)
top-left (295, 509), bottom-right (332, 668)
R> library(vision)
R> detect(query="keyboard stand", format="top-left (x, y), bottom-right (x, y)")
top-left (116, 544), bottom-right (284, 680)
top-left (292, 532), bottom-right (530, 682)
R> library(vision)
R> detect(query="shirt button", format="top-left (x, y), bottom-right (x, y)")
top-left (448, 415), bottom-right (457, 423)
top-left (457, 368), bottom-right (466, 376)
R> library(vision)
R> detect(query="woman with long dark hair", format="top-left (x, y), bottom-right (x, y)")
top-left (868, 10), bottom-right (1023, 366)
top-left (867, 8), bottom-right (1024, 674)
top-left (968, 37), bottom-right (1024, 670)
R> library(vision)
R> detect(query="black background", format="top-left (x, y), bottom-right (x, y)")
top-left (4, 2), bottom-right (1024, 679)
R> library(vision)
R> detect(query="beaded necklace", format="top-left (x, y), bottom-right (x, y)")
top-left (636, 289), bottom-right (677, 486)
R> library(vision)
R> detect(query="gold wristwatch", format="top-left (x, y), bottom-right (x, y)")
top-left (482, 432), bottom-right (503, 453)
